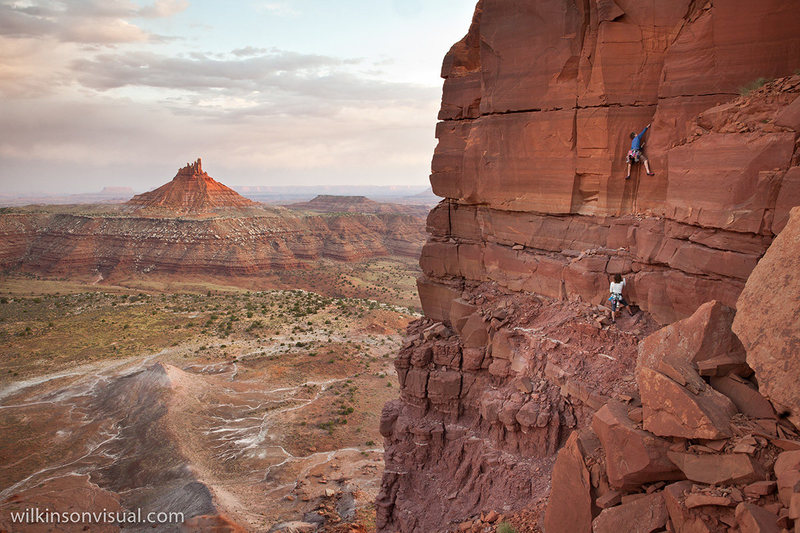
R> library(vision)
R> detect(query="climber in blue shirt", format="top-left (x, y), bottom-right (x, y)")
top-left (626, 123), bottom-right (655, 180)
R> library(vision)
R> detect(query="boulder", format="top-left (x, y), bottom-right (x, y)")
top-left (638, 300), bottom-right (745, 370)
top-left (417, 278), bottom-right (460, 324)
top-left (667, 452), bottom-right (764, 485)
top-left (449, 298), bottom-right (478, 335)
top-left (638, 366), bottom-right (737, 439)
top-left (734, 502), bottom-right (780, 533)
top-left (591, 491), bottom-right (668, 533)
top-left (743, 481), bottom-right (777, 499)
top-left (636, 301), bottom-right (744, 439)
top-left (592, 401), bottom-right (683, 489)
top-left (515, 401), bottom-right (543, 428)
top-left (684, 493), bottom-right (734, 509)
top-left (490, 329), bottom-right (514, 360)
top-left (543, 431), bottom-right (593, 533)
top-left (733, 207), bottom-right (800, 428)
top-left (460, 312), bottom-right (489, 348)
top-left (773, 450), bottom-right (800, 507)
top-left (461, 347), bottom-right (485, 372)
top-left (709, 375), bottom-right (775, 419)
top-left (663, 480), bottom-right (724, 533)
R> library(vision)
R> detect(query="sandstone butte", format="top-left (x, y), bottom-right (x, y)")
top-left (0, 160), bottom-right (427, 279)
top-left (125, 158), bottom-right (258, 212)
top-left (378, 1), bottom-right (800, 532)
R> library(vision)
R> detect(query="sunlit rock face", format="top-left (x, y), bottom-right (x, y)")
top-left (426, 0), bottom-right (800, 325)
top-left (378, 0), bottom-right (800, 531)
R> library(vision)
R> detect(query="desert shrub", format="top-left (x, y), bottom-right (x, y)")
top-left (496, 523), bottom-right (517, 533)
top-left (739, 77), bottom-right (770, 96)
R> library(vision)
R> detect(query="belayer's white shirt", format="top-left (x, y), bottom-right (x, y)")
top-left (609, 279), bottom-right (626, 295)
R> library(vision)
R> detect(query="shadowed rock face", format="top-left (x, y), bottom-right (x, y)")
top-left (378, 1), bottom-right (800, 531)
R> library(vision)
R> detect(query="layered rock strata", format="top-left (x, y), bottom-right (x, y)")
top-left (0, 208), bottom-right (425, 277)
top-left (379, 1), bottom-right (800, 531)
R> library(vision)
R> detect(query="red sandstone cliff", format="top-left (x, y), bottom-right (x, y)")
top-left (378, 1), bottom-right (800, 532)
top-left (422, 0), bottom-right (800, 326)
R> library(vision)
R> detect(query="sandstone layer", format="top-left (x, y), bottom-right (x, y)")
top-left (0, 207), bottom-right (426, 279)
top-left (379, 1), bottom-right (800, 531)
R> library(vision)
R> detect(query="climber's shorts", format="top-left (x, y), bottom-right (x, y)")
top-left (627, 149), bottom-right (642, 164)
top-left (608, 293), bottom-right (627, 311)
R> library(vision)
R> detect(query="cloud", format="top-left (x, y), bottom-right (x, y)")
top-left (58, 18), bottom-right (150, 43)
top-left (0, 92), bottom-right (439, 193)
top-left (254, 2), bottom-right (300, 17)
top-left (0, 0), bottom-right (187, 43)
top-left (69, 49), bottom-right (439, 115)
top-left (0, 35), bottom-right (75, 97)
top-left (231, 46), bottom-right (269, 57)
top-left (0, 0), bottom-right (453, 194)
top-left (138, 0), bottom-right (190, 18)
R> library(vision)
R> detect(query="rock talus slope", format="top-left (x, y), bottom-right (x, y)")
top-left (378, 1), bottom-right (800, 531)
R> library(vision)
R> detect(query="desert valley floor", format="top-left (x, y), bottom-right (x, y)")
top-left (0, 260), bottom-right (420, 532)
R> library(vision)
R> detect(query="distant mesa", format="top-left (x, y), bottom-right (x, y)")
top-left (289, 195), bottom-right (382, 213)
top-left (287, 194), bottom-right (431, 217)
top-left (126, 158), bottom-right (257, 213)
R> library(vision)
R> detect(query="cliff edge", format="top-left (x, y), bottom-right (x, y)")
top-left (378, 1), bottom-right (800, 531)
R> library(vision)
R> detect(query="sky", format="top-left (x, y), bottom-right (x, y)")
top-left (0, 0), bottom-right (477, 194)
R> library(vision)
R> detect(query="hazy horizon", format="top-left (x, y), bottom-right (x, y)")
top-left (0, 0), bottom-right (476, 195)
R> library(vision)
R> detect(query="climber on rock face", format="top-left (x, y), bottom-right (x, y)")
top-left (626, 123), bottom-right (655, 180)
